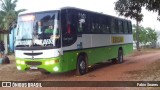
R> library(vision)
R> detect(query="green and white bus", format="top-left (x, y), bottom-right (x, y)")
top-left (15, 7), bottom-right (133, 75)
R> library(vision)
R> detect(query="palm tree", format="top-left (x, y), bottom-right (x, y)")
top-left (0, 0), bottom-right (26, 54)
top-left (0, 0), bottom-right (26, 31)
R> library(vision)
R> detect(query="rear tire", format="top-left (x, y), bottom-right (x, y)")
top-left (117, 49), bottom-right (123, 64)
top-left (76, 55), bottom-right (87, 75)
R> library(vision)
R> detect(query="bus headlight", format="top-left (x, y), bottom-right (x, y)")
top-left (17, 66), bottom-right (21, 70)
top-left (53, 67), bottom-right (59, 71)
top-left (21, 61), bottom-right (25, 65)
top-left (16, 60), bottom-right (21, 64)
top-left (45, 61), bottom-right (50, 65)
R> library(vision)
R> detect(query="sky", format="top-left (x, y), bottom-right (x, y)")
top-left (16, 0), bottom-right (160, 31)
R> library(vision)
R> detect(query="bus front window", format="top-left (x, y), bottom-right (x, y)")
top-left (16, 16), bottom-right (34, 47)
top-left (17, 21), bottom-right (33, 40)
top-left (16, 12), bottom-right (60, 48)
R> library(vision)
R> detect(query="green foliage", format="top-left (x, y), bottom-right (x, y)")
top-left (114, 0), bottom-right (144, 22)
top-left (115, 0), bottom-right (160, 20)
top-left (145, 0), bottom-right (160, 20)
top-left (0, 0), bottom-right (26, 31)
top-left (133, 25), bottom-right (158, 45)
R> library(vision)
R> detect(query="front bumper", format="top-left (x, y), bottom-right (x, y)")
top-left (16, 56), bottom-right (62, 73)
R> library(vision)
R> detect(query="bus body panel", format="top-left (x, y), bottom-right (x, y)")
top-left (62, 43), bottom-right (133, 71)
top-left (62, 34), bottom-right (133, 71)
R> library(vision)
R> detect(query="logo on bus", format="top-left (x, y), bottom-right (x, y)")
top-left (112, 36), bottom-right (124, 44)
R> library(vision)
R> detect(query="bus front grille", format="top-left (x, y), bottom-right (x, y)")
top-left (26, 61), bottom-right (42, 65)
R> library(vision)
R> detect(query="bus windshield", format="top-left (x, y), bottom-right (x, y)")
top-left (16, 11), bottom-right (60, 49)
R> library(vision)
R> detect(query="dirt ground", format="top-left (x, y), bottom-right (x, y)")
top-left (1, 49), bottom-right (160, 90)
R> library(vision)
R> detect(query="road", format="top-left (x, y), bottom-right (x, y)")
top-left (1, 50), bottom-right (160, 90)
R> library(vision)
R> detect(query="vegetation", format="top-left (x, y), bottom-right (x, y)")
top-left (144, 0), bottom-right (160, 20)
top-left (0, 0), bottom-right (26, 31)
top-left (133, 25), bottom-right (158, 48)
top-left (115, 0), bottom-right (160, 50)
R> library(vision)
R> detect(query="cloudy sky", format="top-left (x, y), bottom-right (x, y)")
top-left (16, 0), bottom-right (160, 31)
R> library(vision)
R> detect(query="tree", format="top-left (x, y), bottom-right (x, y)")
top-left (133, 25), bottom-right (158, 48)
top-left (0, 0), bottom-right (26, 31)
top-left (144, 0), bottom-right (160, 20)
top-left (133, 25), bottom-right (146, 44)
top-left (115, 0), bottom-right (144, 51)
top-left (116, 0), bottom-right (160, 20)
top-left (145, 27), bottom-right (158, 47)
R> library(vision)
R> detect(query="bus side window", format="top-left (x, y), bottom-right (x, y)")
top-left (99, 16), bottom-right (110, 34)
top-left (123, 21), bottom-right (128, 34)
top-left (118, 20), bottom-right (123, 33)
top-left (127, 21), bottom-right (132, 34)
top-left (77, 12), bottom-right (89, 34)
top-left (115, 19), bottom-right (119, 33)
top-left (111, 19), bottom-right (118, 34)
top-left (128, 22), bottom-right (132, 33)
top-left (87, 13), bottom-right (91, 34)
top-left (92, 15), bottom-right (101, 34)
top-left (90, 14), bottom-right (98, 33)
top-left (105, 16), bottom-right (111, 34)
top-left (61, 10), bottom-right (67, 35)
top-left (68, 12), bottom-right (77, 34)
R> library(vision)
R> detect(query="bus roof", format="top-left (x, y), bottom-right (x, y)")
top-left (19, 7), bottom-right (131, 22)
top-left (19, 10), bottom-right (59, 16)
top-left (61, 7), bottom-right (131, 22)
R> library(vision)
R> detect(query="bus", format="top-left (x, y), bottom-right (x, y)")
top-left (15, 7), bottom-right (133, 75)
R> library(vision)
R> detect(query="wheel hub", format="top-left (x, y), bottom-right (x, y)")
top-left (80, 60), bottom-right (86, 70)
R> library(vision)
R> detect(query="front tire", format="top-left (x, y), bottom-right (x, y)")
top-left (76, 55), bottom-right (87, 75)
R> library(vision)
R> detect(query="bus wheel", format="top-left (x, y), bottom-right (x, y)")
top-left (76, 55), bottom-right (87, 75)
top-left (117, 49), bottom-right (123, 64)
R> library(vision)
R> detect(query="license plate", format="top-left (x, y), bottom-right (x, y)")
top-left (30, 66), bottom-right (38, 70)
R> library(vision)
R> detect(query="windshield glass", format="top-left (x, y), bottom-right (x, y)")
top-left (15, 11), bottom-right (60, 49)
top-left (17, 21), bottom-right (33, 40)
